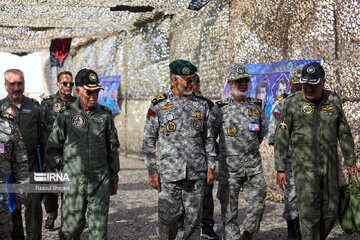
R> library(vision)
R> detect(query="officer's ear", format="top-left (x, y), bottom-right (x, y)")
top-left (75, 87), bottom-right (81, 97)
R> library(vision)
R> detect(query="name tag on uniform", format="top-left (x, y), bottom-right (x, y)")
top-left (248, 122), bottom-right (260, 131)
top-left (22, 109), bottom-right (32, 114)
top-left (0, 143), bottom-right (4, 153)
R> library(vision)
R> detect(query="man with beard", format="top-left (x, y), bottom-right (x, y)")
top-left (45, 69), bottom-right (120, 239)
top-left (40, 71), bottom-right (76, 230)
top-left (268, 66), bottom-right (303, 239)
top-left (206, 63), bottom-right (267, 240)
top-left (0, 69), bottom-right (43, 240)
top-left (143, 60), bottom-right (215, 240)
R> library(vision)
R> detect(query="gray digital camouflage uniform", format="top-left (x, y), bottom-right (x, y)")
top-left (143, 90), bottom-right (215, 240)
top-left (0, 112), bottom-right (29, 240)
top-left (268, 93), bottom-right (298, 221)
top-left (0, 95), bottom-right (43, 240)
top-left (40, 91), bottom-right (76, 221)
top-left (45, 98), bottom-right (120, 240)
top-left (206, 95), bottom-right (267, 240)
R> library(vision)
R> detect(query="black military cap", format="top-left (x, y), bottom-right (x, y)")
top-left (300, 62), bottom-right (325, 85)
top-left (169, 59), bottom-right (197, 75)
top-left (75, 69), bottom-right (103, 90)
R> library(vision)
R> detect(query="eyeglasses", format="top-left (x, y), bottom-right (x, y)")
top-left (62, 82), bottom-right (74, 87)
top-left (86, 89), bottom-right (100, 96)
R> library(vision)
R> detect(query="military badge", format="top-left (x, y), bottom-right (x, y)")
top-left (52, 103), bottom-right (62, 112)
top-left (166, 113), bottom-right (174, 121)
top-left (301, 104), bottom-right (314, 115)
top-left (5, 107), bottom-right (16, 116)
top-left (295, 70), bottom-right (302, 79)
top-left (227, 126), bottom-right (237, 136)
top-left (237, 65), bottom-right (245, 74)
top-left (147, 109), bottom-right (156, 120)
top-left (13, 131), bottom-right (20, 142)
top-left (278, 119), bottom-right (288, 130)
top-left (166, 122), bottom-right (176, 132)
top-left (93, 117), bottom-right (104, 123)
top-left (193, 102), bottom-right (200, 109)
top-left (161, 104), bottom-right (174, 110)
top-left (89, 72), bottom-right (97, 82)
top-left (4, 145), bottom-right (10, 157)
top-left (182, 66), bottom-right (190, 75)
top-left (195, 110), bottom-right (201, 119)
top-left (248, 109), bottom-right (260, 117)
top-left (72, 115), bottom-right (85, 128)
top-left (322, 105), bottom-right (334, 115)
top-left (193, 119), bottom-right (202, 130)
top-left (307, 66), bottom-right (315, 74)
top-left (0, 143), bottom-right (4, 153)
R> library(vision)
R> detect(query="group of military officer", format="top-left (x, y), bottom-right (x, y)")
top-left (0, 68), bottom-right (120, 240)
top-left (143, 60), bottom-right (357, 240)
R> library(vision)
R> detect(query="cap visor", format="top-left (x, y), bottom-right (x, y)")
top-left (83, 84), bottom-right (103, 90)
top-left (299, 78), bottom-right (321, 85)
top-left (229, 74), bottom-right (252, 81)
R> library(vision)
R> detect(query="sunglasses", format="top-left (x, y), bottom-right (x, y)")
top-left (62, 82), bottom-right (74, 87)
top-left (86, 89), bottom-right (100, 96)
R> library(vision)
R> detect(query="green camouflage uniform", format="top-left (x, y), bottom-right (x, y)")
top-left (206, 96), bottom-right (267, 239)
top-left (40, 91), bottom-right (76, 220)
top-left (0, 112), bottom-right (29, 240)
top-left (0, 96), bottom-right (43, 240)
top-left (45, 98), bottom-right (120, 240)
top-left (143, 90), bottom-right (215, 240)
top-left (274, 90), bottom-right (356, 240)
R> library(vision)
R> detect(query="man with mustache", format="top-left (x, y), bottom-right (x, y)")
top-left (143, 59), bottom-right (215, 240)
top-left (268, 66), bottom-right (303, 239)
top-left (45, 69), bottom-right (120, 240)
top-left (0, 69), bottom-right (44, 240)
top-left (40, 71), bottom-right (76, 230)
top-left (275, 62), bottom-right (357, 240)
top-left (206, 63), bottom-right (267, 240)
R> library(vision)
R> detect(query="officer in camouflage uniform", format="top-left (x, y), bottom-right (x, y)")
top-left (275, 62), bottom-right (357, 240)
top-left (40, 71), bottom-right (76, 230)
top-left (143, 60), bottom-right (215, 240)
top-left (0, 69), bottom-right (44, 240)
top-left (206, 63), bottom-right (267, 240)
top-left (45, 68), bottom-right (120, 240)
top-left (0, 112), bottom-right (29, 240)
top-left (268, 66), bottom-right (303, 240)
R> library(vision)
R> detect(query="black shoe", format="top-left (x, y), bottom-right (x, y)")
top-left (201, 225), bottom-right (218, 239)
top-left (45, 218), bottom-right (55, 230)
top-left (240, 230), bottom-right (253, 240)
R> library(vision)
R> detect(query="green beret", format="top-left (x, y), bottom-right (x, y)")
top-left (169, 59), bottom-right (197, 75)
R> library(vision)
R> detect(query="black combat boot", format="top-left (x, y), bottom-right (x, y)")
top-left (240, 230), bottom-right (253, 240)
top-left (286, 218), bottom-right (301, 240)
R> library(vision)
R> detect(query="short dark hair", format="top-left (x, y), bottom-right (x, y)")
top-left (4, 69), bottom-right (24, 82)
top-left (57, 71), bottom-right (73, 82)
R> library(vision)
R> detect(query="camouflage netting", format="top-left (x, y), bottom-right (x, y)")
top-left (2, 0), bottom-right (359, 202)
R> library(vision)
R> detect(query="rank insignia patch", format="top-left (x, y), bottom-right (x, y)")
top-left (161, 104), bottom-right (174, 110)
top-left (248, 109), bottom-right (260, 117)
top-left (278, 119), bottom-right (288, 130)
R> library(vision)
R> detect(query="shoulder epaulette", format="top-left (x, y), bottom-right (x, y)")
top-left (216, 98), bottom-right (230, 108)
top-left (276, 93), bottom-right (288, 101)
top-left (101, 105), bottom-right (112, 113)
top-left (1, 111), bottom-right (14, 121)
top-left (193, 91), bottom-right (206, 100)
top-left (32, 98), bottom-right (39, 104)
top-left (43, 95), bottom-right (52, 100)
top-left (59, 105), bottom-right (71, 113)
top-left (247, 97), bottom-right (262, 106)
top-left (151, 94), bottom-right (167, 106)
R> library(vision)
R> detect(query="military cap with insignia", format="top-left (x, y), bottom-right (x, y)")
top-left (75, 68), bottom-right (103, 90)
top-left (227, 63), bottom-right (252, 81)
top-left (300, 62), bottom-right (325, 85)
top-left (169, 59), bottom-right (197, 75)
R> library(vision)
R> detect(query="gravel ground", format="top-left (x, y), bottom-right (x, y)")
top-left (37, 155), bottom-right (360, 239)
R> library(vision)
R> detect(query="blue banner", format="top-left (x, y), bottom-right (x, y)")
top-left (98, 76), bottom-right (121, 114)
